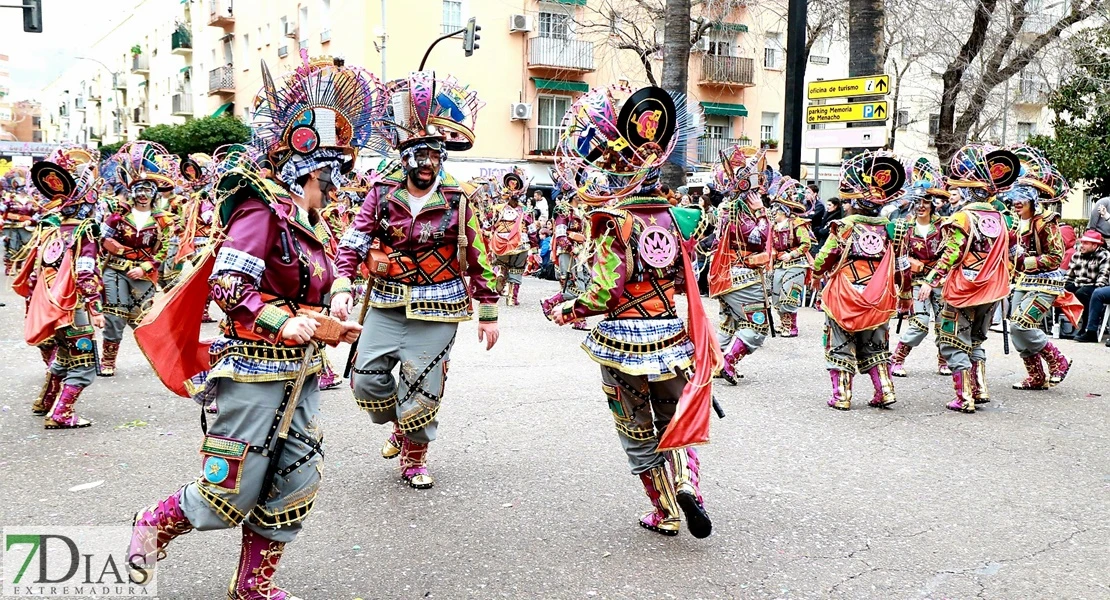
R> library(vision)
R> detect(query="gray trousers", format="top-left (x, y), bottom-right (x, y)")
top-left (4, 227), bottom-right (32, 261)
top-left (600, 366), bottom-right (686, 475)
top-left (181, 377), bottom-right (322, 543)
top-left (103, 267), bottom-right (157, 342)
top-left (824, 317), bottom-right (891, 373)
top-left (351, 306), bottom-right (457, 444)
top-left (1010, 289), bottom-right (1054, 357)
top-left (48, 308), bottom-right (97, 387)
top-left (717, 283), bottom-right (769, 352)
top-left (900, 283), bottom-right (944, 348)
top-left (494, 252), bottom-right (528, 285)
top-left (935, 302), bottom-right (995, 373)
top-left (771, 266), bottom-right (807, 314)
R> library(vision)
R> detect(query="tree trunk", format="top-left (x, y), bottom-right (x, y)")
top-left (661, 0), bottom-right (691, 189)
top-left (936, 0), bottom-right (998, 168)
top-left (846, 0), bottom-right (884, 156)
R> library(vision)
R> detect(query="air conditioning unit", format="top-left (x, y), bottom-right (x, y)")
top-left (509, 14), bottom-right (532, 33)
top-left (510, 102), bottom-right (533, 121)
top-left (284, 21), bottom-right (298, 38)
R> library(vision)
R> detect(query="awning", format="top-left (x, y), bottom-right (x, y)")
top-left (550, 0), bottom-right (587, 5)
top-left (531, 77), bottom-right (588, 93)
top-left (701, 101), bottom-right (748, 117)
top-left (212, 102), bottom-right (233, 117)
top-left (713, 23), bottom-right (749, 33)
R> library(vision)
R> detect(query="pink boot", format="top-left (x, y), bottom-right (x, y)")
top-left (127, 487), bottom-right (193, 571)
top-left (32, 372), bottom-right (63, 416)
top-left (827, 370), bottom-right (853, 410)
top-left (891, 342), bottom-right (912, 378)
top-left (381, 422), bottom-right (402, 459)
top-left (969, 360), bottom-right (989, 404)
top-left (1012, 354), bottom-right (1049, 390)
top-left (1039, 342), bottom-right (1070, 386)
top-left (867, 364), bottom-right (897, 408)
top-left (317, 362), bottom-right (341, 391)
top-left (947, 370), bottom-right (975, 413)
top-left (201, 297), bottom-right (216, 323)
top-left (44, 384), bottom-right (91, 429)
top-left (719, 337), bottom-right (750, 385)
top-left (228, 527), bottom-right (301, 600)
top-left (510, 283), bottom-right (521, 306)
top-left (638, 465), bottom-right (680, 536)
top-left (784, 312), bottom-right (799, 337)
top-left (400, 437), bottom-right (434, 489)
top-left (668, 448), bottom-right (711, 538)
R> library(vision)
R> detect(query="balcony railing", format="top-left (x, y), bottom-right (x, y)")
top-left (697, 136), bottom-right (752, 164)
top-left (133, 107), bottom-right (150, 125)
top-left (530, 127), bottom-right (565, 156)
top-left (208, 65), bottom-right (235, 95)
top-left (209, 0), bottom-right (234, 27)
top-left (172, 93), bottom-right (193, 116)
top-left (1014, 81), bottom-right (1050, 105)
top-left (700, 55), bottom-right (755, 86)
top-left (131, 54), bottom-right (150, 74)
top-left (528, 37), bottom-right (595, 72)
top-left (172, 29), bottom-right (193, 54)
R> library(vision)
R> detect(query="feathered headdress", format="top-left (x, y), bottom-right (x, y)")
top-left (113, 141), bottom-right (176, 191)
top-left (381, 70), bottom-right (483, 152)
top-left (769, 176), bottom-right (807, 214)
top-left (839, 151), bottom-right (907, 207)
top-left (180, 153), bottom-right (215, 189)
top-left (1, 166), bottom-right (30, 193)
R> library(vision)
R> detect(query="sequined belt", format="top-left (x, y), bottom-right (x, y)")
top-left (210, 341), bottom-right (317, 363)
top-left (587, 329), bottom-right (689, 354)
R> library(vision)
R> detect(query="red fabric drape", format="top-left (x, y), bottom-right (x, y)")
top-left (707, 222), bottom-right (734, 298)
top-left (942, 231), bottom-right (1011, 308)
top-left (821, 249), bottom-right (897, 333)
top-left (24, 252), bottom-right (76, 346)
top-left (657, 239), bottom-right (724, 452)
top-left (135, 251), bottom-right (216, 397)
top-left (1054, 291), bottom-right (1084, 329)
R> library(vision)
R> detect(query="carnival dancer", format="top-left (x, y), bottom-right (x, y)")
top-left (127, 54), bottom-right (375, 598)
top-left (768, 177), bottom-right (813, 338)
top-left (706, 146), bottom-right (772, 385)
top-left (18, 151), bottom-right (105, 428)
top-left (489, 168), bottom-right (537, 306)
top-left (330, 70), bottom-right (500, 490)
top-left (891, 158), bottom-right (952, 377)
top-left (1000, 145), bottom-right (1072, 390)
top-left (98, 142), bottom-right (176, 377)
top-left (918, 144), bottom-right (1021, 413)
top-left (543, 169), bottom-right (590, 330)
top-left (1, 168), bottom-right (41, 275)
top-left (547, 85), bottom-right (720, 539)
top-left (174, 153), bottom-right (218, 320)
top-left (812, 152), bottom-right (911, 411)
top-left (158, 179), bottom-right (188, 291)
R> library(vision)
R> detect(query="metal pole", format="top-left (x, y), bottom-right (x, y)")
top-left (379, 0), bottom-right (387, 80)
top-left (1001, 77), bottom-right (1009, 144)
top-left (780, 0), bottom-right (808, 178)
top-left (418, 28), bottom-right (467, 71)
top-left (814, 147), bottom-right (820, 188)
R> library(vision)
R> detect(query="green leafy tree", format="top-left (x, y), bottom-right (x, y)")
top-left (138, 115), bottom-right (251, 155)
top-left (1028, 26), bottom-right (1110, 197)
top-left (98, 141), bottom-right (125, 157)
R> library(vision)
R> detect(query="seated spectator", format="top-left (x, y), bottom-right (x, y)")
top-left (1088, 196), bottom-right (1110, 241)
top-left (1060, 221), bottom-right (1077, 271)
top-left (1067, 230), bottom-right (1110, 342)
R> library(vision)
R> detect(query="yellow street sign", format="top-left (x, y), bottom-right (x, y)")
top-left (806, 101), bottom-right (889, 124)
top-left (807, 75), bottom-right (890, 100)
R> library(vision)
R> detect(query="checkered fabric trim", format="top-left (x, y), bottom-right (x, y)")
top-left (370, 277), bottom-right (471, 321)
top-left (214, 247), bottom-right (266, 285)
top-left (582, 318), bottom-right (694, 381)
top-left (204, 338), bottom-right (324, 385)
top-left (1013, 269), bottom-right (1066, 294)
top-left (101, 225), bottom-right (117, 239)
top-left (339, 228), bottom-right (373, 255)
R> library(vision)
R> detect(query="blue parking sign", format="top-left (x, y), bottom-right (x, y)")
top-left (863, 104), bottom-right (874, 119)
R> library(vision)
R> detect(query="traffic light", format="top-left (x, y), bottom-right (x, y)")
top-left (23, 0), bottom-right (42, 33)
top-left (463, 17), bottom-right (480, 57)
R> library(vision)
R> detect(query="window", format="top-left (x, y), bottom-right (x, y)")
top-left (242, 33), bottom-right (250, 69)
top-left (1016, 122), bottom-right (1035, 141)
top-left (608, 11), bottom-right (622, 34)
top-left (536, 94), bottom-right (571, 152)
top-left (764, 33), bottom-right (782, 69)
top-left (760, 112), bottom-right (778, 142)
top-left (32, 116), bottom-right (41, 128)
top-left (704, 116), bottom-right (730, 139)
top-left (442, 0), bottom-right (462, 34)
top-left (320, 0), bottom-right (332, 35)
top-left (539, 10), bottom-right (570, 39)
top-left (928, 114), bottom-right (941, 136)
top-left (896, 109), bottom-right (910, 129)
top-left (707, 38), bottom-right (732, 57)
top-left (299, 6), bottom-right (308, 43)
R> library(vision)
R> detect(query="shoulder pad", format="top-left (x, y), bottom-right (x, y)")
top-left (1036, 212), bottom-right (1061, 228)
top-left (943, 211), bottom-right (972, 233)
top-left (216, 169), bottom-right (293, 227)
top-left (440, 171), bottom-right (461, 191)
top-left (589, 208), bottom-right (633, 243)
top-left (669, 206), bottom-right (705, 241)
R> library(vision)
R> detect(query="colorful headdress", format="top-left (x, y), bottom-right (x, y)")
top-left (382, 71), bottom-right (483, 152)
top-left (554, 85), bottom-right (697, 204)
top-left (252, 52), bottom-right (389, 195)
top-left (30, 154), bottom-right (101, 218)
top-left (180, 153), bottom-right (214, 189)
top-left (711, 145), bottom-right (766, 196)
top-left (947, 143), bottom-right (1020, 193)
top-left (113, 141), bottom-right (177, 191)
top-left (901, 157), bottom-right (949, 206)
top-left (839, 151), bottom-right (906, 208)
top-left (1009, 144), bottom-right (1069, 200)
top-left (211, 144), bottom-right (263, 181)
top-left (769, 176), bottom-right (807, 214)
top-left (1, 166), bottom-right (30, 193)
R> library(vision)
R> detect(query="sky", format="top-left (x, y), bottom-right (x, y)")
top-left (1, 0), bottom-right (134, 101)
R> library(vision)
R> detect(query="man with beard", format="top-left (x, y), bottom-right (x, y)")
top-left (331, 71), bottom-right (500, 490)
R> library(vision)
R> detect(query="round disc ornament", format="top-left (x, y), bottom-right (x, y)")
top-left (640, 225), bottom-right (678, 268)
top-left (978, 213), bottom-right (1002, 238)
top-left (857, 230), bottom-right (886, 255)
top-left (42, 235), bottom-right (66, 265)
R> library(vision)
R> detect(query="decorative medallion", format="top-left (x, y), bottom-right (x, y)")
top-left (42, 236), bottom-right (66, 265)
top-left (978, 213), bottom-right (1002, 238)
top-left (639, 225), bottom-right (677, 268)
top-left (857, 230), bottom-right (886, 255)
top-left (203, 456), bottom-right (230, 485)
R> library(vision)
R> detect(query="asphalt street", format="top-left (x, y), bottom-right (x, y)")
top-left (0, 278), bottom-right (1107, 599)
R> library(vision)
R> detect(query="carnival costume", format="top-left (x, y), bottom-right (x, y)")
top-left (812, 152), bottom-right (911, 411)
top-left (548, 85), bottom-right (720, 539)
top-left (891, 158), bottom-right (952, 377)
top-left (1000, 145), bottom-right (1072, 390)
top-left (128, 53), bottom-right (383, 599)
top-left (489, 168), bottom-right (537, 306)
top-left (99, 142), bottom-right (176, 376)
top-left (706, 146), bottom-right (773, 384)
top-left (546, 171), bottom-right (589, 330)
top-left (920, 145), bottom-right (1021, 413)
top-left (332, 70), bottom-right (499, 490)
top-left (18, 149), bottom-right (104, 429)
top-left (1, 167), bottom-right (41, 274)
top-left (768, 177), bottom-right (813, 338)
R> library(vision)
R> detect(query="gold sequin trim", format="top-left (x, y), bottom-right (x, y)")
top-left (355, 393), bottom-right (397, 413)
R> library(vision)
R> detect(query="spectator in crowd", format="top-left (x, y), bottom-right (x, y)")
top-left (532, 189), bottom-right (549, 220)
top-left (937, 192), bottom-right (961, 217)
top-left (814, 197), bottom-right (843, 249)
top-left (1060, 220), bottom-right (1077, 271)
top-left (802, 183), bottom-right (826, 242)
top-left (1067, 230), bottom-right (1110, 342)
top-left (1088, 196), bottom-right (1110, 240)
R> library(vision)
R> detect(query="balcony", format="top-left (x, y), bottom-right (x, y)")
top-left (133, 107), bottom-right (150, 125)
top-left (113, 74), bottom-right (126, 90)
top-left (172, 93), bottom-right (193, 116)
top-left (697, 136), bottom-right (752, 164)
top-left (529, 127), bottom-right (564, 157)
top-left (528, 37), bottom-right (595, 72)
top-left (209, 0), bottom-right (234, 28)
top-left (75, 97), bottom-right (86, 110)
top-left (172, 29), bottom-right (193, 55)
top-left (1014, 81), bottom-right (1050, 106)
top-left (209, 65), bottom-right (235, 95)
top-left (131, 54), bottom-right (150, 74)
top-left (700, 55), bottom-right (755, 86)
